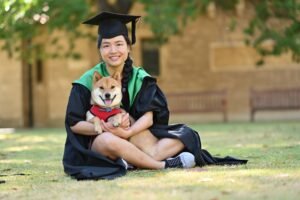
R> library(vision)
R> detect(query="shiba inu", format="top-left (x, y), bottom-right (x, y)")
top-left (86, 71), bottom-right (123, 134)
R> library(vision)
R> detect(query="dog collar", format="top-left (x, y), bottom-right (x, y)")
top-left (90, 105), bottom-right (123, 122)
top-left (92, 105), bottom-right (121, 113)
top-left (98, 107), bottom-right (118, 112)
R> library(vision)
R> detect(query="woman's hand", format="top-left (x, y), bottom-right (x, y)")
top-left (100, 120), bottom-right (132, 139)
top-left (100, 111), bottom-right (153, 139)
top-left (120, 112), bottom-right (130, 129)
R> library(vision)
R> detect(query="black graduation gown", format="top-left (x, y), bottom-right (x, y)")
top-left (63, 77), bottom-right (247, 180)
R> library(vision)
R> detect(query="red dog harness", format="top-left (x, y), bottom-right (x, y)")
top-left (90, 105), bottom-right (122, 122)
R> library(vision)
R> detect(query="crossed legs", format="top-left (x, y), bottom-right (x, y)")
top-left (129, 130), bottom-right (184, 161)
top-left (91, 130), bottom-right (185, 169)
top-left (91, 132), bottom-right (165, 169)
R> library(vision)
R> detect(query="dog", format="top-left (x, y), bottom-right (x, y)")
top-left (86, 71), bottom-right (123, 134)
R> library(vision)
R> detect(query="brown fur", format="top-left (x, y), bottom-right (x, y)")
top-left (86, 71), bottom-right (123, 134)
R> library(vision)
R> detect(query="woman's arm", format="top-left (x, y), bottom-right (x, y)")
top-left (129, 111), bottom-right (153, 136)
top-left (101, 111), bottom-right (153, 139)
top-left (70, 121), bottom-right (98, 136)
top-left (66, 84), bottom-right (99, 136)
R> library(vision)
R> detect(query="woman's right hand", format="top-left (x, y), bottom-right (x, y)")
top-left (100, 119), bottom-right (132, 139)
top-left (120, 112), bottom-right (130, 129)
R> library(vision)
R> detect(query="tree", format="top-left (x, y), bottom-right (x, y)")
top-left (0, 0), bottom-right (136, 62)
top-left (1, 0), bottom-right (300, 63)
top-left (139, 0), bottom-right (300, 63)
top-left (0, 0), bottom-right (93, 62)
top-left (97, 0), bottom-right (133, 14)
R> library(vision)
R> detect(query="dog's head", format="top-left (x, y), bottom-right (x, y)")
top-left (91, 71), bottom-right (122, 108)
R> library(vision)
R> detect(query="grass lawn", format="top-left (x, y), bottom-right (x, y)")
top-left (0, 121), bottom-right (300, 200)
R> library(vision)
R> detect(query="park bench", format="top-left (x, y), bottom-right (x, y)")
top-left (166, 90), bottom-right (227, 122)
top-left (249, 88), bottom-right (300, 121)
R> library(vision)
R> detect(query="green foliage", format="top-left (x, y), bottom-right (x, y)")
top-left (139, 0), bottom-right (206, 43)
top-left (139, 0), bottom-right (300, 63)
top-left (139, 0), bottom-right (240, 43)
top-left (1, 0), bottom-right (300, 63)
top-left (245, 0), bottom-right (300, 62)
top-left (0, 0), bottom-right (92, 62)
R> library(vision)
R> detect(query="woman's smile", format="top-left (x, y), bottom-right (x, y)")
top-left (100, 35), bottom-right (130, 69)
top-left (109, 55), bottom-right (121, 62)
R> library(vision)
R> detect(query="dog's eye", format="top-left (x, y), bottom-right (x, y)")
top-left (99, 86), bottom-right (104, 90)
top-left (111, 86), bottom-right (115, 89)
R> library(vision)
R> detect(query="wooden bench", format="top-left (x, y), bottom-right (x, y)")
top-left (166, 90), bottom-right (227, 122)
top-left (250, 88), bottom-right (300, 121)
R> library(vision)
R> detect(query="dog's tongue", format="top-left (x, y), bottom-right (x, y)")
top-left (105, 99), bottom-right (112, 105)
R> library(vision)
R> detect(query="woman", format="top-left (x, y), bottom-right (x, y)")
top-left (63, 12), bottom-right (247, 180)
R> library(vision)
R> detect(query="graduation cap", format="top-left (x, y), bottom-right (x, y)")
top-left (83, 11), bottom-right (141, 45)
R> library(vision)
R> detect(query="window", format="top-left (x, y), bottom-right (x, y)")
top-left (141, 39), bottom-right (160, 76)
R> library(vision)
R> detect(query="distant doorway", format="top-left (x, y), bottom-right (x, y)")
top-left (22, 56), bottom-right (48, 128)
top-left (22, 61), bottom-right (33, 127)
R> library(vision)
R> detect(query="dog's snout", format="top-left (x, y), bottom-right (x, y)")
top-left (105, 93), bottom-right (111, 99)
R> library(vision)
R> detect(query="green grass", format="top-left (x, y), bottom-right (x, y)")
top-left (1, 122), bottom-right (300, 200)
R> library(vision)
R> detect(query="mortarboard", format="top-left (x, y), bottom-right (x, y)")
top-left (83, 11), bottom-right (141, 45)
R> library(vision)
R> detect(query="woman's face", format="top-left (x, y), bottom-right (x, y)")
top-left (99, 35), bottom-right (130, 69)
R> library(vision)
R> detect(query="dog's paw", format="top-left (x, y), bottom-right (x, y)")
top-left (94, 124), bottom-right (102, 134)
top-left (112, 121), bottom-right (120, 127)
top-left (108, 116), bottom-right (121, 128)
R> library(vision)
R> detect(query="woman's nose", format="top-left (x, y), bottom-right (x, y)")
top-left (110, 45), bottom-right (117, 53)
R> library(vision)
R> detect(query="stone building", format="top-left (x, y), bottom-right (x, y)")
top-left (0, 1), bottom-right (299, 128)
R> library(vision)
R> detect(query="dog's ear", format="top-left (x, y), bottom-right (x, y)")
top-left (112, 72), bottom-right (121, 83)
top-left (93, 71), bottom-right (102, 83)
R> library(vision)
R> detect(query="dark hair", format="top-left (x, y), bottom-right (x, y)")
top-left (121, 36), bottom-right (133, 110)
top-left (97, 35), bottom-right (102, 49)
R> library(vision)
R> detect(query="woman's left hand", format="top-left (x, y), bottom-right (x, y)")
top-left (100, 120), bottom-right (132, 139)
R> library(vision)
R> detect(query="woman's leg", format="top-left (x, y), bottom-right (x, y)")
top-left (129, 130), bottom-right (185, 161)
top-left (91, 132), bottom-right (165, 169)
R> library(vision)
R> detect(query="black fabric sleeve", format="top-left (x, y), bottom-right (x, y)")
top-left (64, 83), bottom-right (92, 150)
top-left (65, 83), bottom-right (91, 127)
top-left (130, 77), bottom-right (170, 125)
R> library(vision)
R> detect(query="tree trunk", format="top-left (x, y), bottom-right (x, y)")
top-left (98, 0), bottom-right (133, 14)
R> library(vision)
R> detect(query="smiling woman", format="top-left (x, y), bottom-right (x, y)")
top-left (62, 11), bottom-right (247, 180)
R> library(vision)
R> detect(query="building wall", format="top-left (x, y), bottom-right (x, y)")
top-left (0, 41), bottom-right (23, 127)
top-left (131, 3), bottom-right (300, 122)
top-left (44, 30), bottom-right (99, 126)
top-left (0, 2), bottom-right (299, 127)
